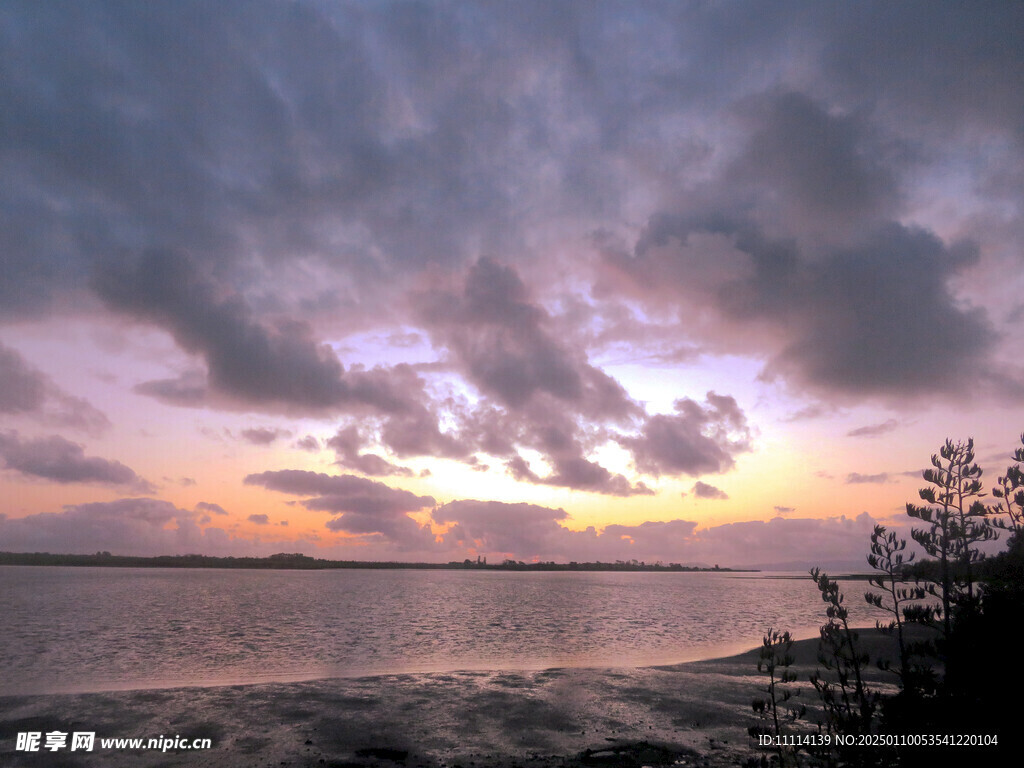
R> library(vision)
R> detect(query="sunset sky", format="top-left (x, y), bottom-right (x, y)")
top-left (2, 1), bottom-right (1023, 569)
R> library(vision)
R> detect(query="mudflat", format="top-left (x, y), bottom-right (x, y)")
top-left (0, 633), bottom-right (919, 768)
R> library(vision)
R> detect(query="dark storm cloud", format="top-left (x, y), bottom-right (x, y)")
top-left (819, 2), bottom-right (1024, 139)
top-left (0, 430), bottom-right (154, 491)
top-left (621, 392), bottom-right (752, 477)
top-left (1, 0), bottom-right (1020, 552)
top-left (0, 0), bottom-right (649, 322)
top-left (757, 226), bottom-right (994, 397)
top-left (94, 250), bottom-right (435, 415)
top-left (0, 0), bottom-right (398, 309)
top-left (94, 250), bottom-right (345, 408)
top-left (545, 456), bottom-right (652, 497)
top-left (2, 0), bottom-right (1019, 417)
top-left (692, 481), bottom-right (729, 500)
top-left (615, 212), bottom-right (996, 399)
top-left (500, 405), bottom-right (653, 496)
top-left (598, 78), bottom-right (1012, 402)
top-left (0, 343), bottom-right (109, 434)
top-left (730, 90), bottom-right (901, 232)
top-left (418, 258), bottom-right (581, 407)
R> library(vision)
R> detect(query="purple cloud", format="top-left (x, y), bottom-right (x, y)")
top-left (847, 419), bottom-right (900, 438)
top-left (435, 500), bottom-right (572, 557)
top-left (0, 431), bottom-right (154, 492)
top-left (244, 469), bottom-right (435, 547)
top-left (0, 343), bottom-right (109, 435)
top-left (621, 392), bottom-right (752, 477)
top-left (95, 251), bottom-right (434, 416)
top-left (692, 481), bottom-right (729, 500)
top-left (845, 472), bottom-right (892, 484)
top-left (417, 258), bottom-right (640, 421)
top-left (196, 501), bottom-right (228, 516)
top-left (328, 425), bottom-right (414, 477)
top-left (0, 498), bottom-right (314, 557)
top-left (293, 435), bottom-right (321, 452)
top-left (240, 427), bottom-right (289, 445)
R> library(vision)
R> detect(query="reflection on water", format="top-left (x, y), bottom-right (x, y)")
top-left (0, 566), bottom-right (886, 694)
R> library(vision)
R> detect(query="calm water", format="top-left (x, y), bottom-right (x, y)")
top-left (0, 566), bottom-right (886, 694)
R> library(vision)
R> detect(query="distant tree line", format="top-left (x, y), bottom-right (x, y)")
top-left (0, 550), bottom-right (750, 573)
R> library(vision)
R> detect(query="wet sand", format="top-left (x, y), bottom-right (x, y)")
top-left (0, 634), bottom-right (907, 768)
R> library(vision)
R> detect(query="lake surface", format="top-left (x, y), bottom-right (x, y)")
top-left (0, 566), bottom-right (887, 694)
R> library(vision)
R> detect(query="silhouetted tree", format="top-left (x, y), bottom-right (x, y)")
top-left (863, 525), bottom-right (931, 692)
top-left (751, 436), bottom-right (1019, 765)
top-left (808, 569), bottom-right (876, 745)
top-left (991, 433), bottom-right (1024, 534)
top-left (905, 438), bottom-right (997, 662)
top-left (750, 627), bottom-right (805, 767)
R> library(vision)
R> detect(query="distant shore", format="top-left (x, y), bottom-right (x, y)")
top-left (0, 551), bottom-right (757, 573)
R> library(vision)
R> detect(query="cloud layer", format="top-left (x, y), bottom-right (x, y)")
top-left (0, 431), bottom-right (154, 492)
top-left (2, 2), bottom-right (1022, 563)
top-left (0, 343), bottom-right (109, 434)
top-left (0, 491), bottom-right (887, 570)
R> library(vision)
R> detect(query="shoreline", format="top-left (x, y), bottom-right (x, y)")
top-left (2, 624), bottom-right (852, 698)
top-left (5, 629), bottom-right (984, 767)
top-left (0, 644), bottom-right (799, 768)
top-left (0, 635), bottom-right (892, 768)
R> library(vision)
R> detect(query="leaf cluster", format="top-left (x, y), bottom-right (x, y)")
top-left (991, 433), bottom-right (1024, 534)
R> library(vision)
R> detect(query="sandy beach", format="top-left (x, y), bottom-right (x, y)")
top-left (0, 639), bottom-right (819, 768)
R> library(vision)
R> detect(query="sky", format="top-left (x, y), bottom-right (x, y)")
top-left (2, 1), bottom-right (1023, 570)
